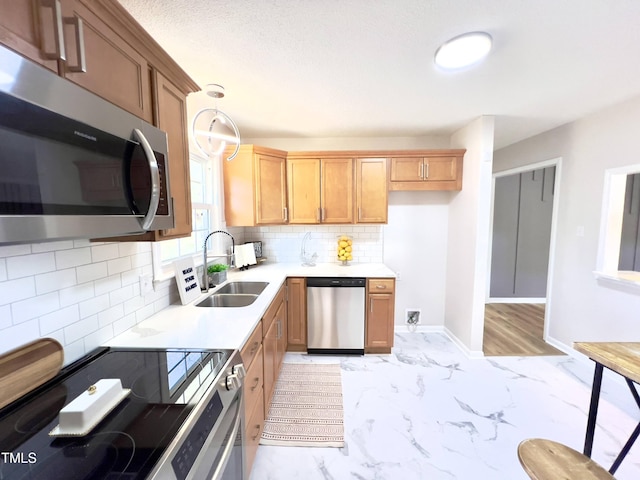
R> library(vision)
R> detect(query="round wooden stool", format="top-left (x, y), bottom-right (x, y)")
top-left (518, 438), bottom-right (615, 480)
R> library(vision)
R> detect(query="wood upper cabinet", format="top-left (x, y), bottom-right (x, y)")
top-left (286, 277), bottom-right (307, 351)
top-left (286, 158), bottom-right (320, 223)
top-left (152, 70), bottom-right (191, 239)
top-left (389, 150), bottom-right (465, 191)
top-left (286, 156), bottom-right (353, 224)
top-left (365, 278), bottom-right (395, 354)
top-left (61, 0), bottom-right (153, 122)
top-left (0, 0), bottom-right (153, 121)
top-left (0, 0), bottom-right (59, 72)
top-left (355, 157), bottom-right (388, 223)
top-left (223, 145), bottom-right (288, 226)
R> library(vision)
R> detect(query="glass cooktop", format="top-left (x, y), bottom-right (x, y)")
top-left (0, 347), bottom-right (232, 480)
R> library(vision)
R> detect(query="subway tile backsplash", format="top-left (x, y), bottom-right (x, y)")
top-left (242, 225), bottom-right (384, 264)
top-left (0, 225), bottom-right (383, 364)
top-left (0, 240), bottom-right (177, 364)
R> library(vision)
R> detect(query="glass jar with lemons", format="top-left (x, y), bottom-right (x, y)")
top-left (337, 235), bottom-right (353, 265)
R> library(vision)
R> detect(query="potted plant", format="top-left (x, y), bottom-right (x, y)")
top-left (207, 263), bottom-right (229, 287)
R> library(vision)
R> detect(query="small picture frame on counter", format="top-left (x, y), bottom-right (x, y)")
top-left (245, 241), bottom-right (262, 258)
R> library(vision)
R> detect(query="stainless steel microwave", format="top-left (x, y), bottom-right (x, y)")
top-left (0, 44), bottom-right (174, 244)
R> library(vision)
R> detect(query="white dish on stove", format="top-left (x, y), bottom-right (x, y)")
top-left (49, 378), bottom-right (130, 437)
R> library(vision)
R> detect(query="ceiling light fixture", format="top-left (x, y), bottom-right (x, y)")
top-left (434, 31), bottom-right (492, 70)
top-left (191, 84), bottom-right (241, 160)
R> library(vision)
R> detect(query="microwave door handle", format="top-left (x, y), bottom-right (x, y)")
top-left (132, 128), bottom-right (160, 230)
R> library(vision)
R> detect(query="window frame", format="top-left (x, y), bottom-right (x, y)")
top-left (151, 153), bottom-right (224, 282)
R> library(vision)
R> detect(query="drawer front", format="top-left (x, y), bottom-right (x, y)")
top-left (240, 321), bottom-right (263, 369)
top-left (244, 387), bottom-right (265, 476)
top-left (367, 278), bottom-right (395, 293)
top-left (244, 344), bottom-right (264, 419)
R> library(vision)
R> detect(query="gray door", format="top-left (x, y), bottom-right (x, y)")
top-left (490, 167), bottom-right (555, 297)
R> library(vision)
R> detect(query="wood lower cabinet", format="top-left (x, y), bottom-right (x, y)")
top-left (223, 145), bottom-right (288, 226)
top-left (365, 278), bottom-right (395, 353)
top-left (244, 386), bottom-right (264, 474)
top-left (286, 277), bottom-right (307, 351)
top-left (356, 157), bottom-right (388, 223)
top-left (240, 321), bottom-right (264, 475)
top-left (261, 284), bottom-right (287, 417)
top-left (389, 150), bottom-right (465, 191)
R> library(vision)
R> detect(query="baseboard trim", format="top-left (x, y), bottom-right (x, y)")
top-left (443, 327), bottom-right (485, 359)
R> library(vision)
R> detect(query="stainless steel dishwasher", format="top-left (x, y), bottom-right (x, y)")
top-left (307, 277), bottom-right (366, 354)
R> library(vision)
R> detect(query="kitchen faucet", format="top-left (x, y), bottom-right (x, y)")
top-left (202, 230), bottom-right (235, 292)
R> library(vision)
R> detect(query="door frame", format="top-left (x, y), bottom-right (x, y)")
top-left (486, 157), bottom-right (563, 343)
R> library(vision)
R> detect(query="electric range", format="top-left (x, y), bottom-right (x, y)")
top-left (0, 346), bottom-right (246, 480)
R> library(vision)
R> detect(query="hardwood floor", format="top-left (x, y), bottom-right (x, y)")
top-left (483, 303), bottom-right (565, 356)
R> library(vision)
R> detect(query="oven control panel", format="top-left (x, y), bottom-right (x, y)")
top-left (171, 391), bottom-right (224, 480)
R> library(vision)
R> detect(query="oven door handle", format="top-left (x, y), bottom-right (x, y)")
top-left (133, 128), bottom-right (160, 230)
top-left (210, 405), bottom-right (243, 480)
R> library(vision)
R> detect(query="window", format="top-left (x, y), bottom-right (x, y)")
top-left (596, 163), bottom-right (640, 286)
top-left (152, 153), bottom-right (224, 280)
top-left (619, 173), bottom-right (640, 271)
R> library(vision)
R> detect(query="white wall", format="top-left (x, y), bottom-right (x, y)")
top-left (445, 116), bottom-right (495, 355)
top-left (383, 191), bottom-right (451, 326)
top-left (0, 240), bottom-right (178, 364)
top-left (494, 95), bottom-right (640, 348)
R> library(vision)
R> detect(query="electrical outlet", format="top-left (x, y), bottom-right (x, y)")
top-left (406, 309), bottom-right (421, 325)
top-left (139, 273), bottom-right (153, 296)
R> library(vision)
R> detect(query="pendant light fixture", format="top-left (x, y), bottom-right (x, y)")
top-left (434, 32), bottom-right (492, 70)
top-left (191, 84), bottom-right (241, 160)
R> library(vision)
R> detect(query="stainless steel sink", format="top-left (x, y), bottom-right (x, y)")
top-left (215, 281), bottom-right (269, 295)
top-left (195, 293), bottom-right (258, 308)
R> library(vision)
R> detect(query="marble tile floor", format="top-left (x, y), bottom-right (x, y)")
top-left (249, 332), bottom-right (640, 480)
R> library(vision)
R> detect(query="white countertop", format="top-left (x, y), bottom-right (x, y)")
top-left (106, 262), bottom-right (395, 351)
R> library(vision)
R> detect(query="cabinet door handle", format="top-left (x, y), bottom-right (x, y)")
top-left (250, 376), bottom-right (260, 391)
top-left (419, 162), bottom-right (423, 179)
top-left (39, 0), bottom-right (66, 61)
top-left (425, 162), bottom-right (429, 179)
top-left (249, 341), bottom-right (259, 356)
top-left (251, 423), bottom-right (262, 441)
top-left (321, 208), bottom-right (325, 221)
top-left (283, 207), bottom-right (288, 222)
top-left (63, 16), bottom-right (86, 72)
top-left (375, 284), bottom-right (387, 289)
top-left (370, 298), bottom-right (373, 313)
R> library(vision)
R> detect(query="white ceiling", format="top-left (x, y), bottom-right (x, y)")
top-left (119, 0), bottom-right (640, 149)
